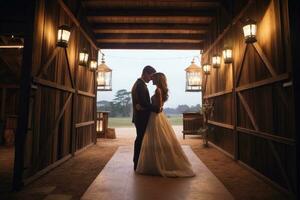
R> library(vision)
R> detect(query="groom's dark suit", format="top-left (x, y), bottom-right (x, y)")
top-left (131, 78), bottom-right (160, 170)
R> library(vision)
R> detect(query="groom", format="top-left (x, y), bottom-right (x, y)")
top-left (131, 65), bottom-right (161, 170)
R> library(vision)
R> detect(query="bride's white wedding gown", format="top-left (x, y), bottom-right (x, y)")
top-left (136, 92), bottom-right (195, 177)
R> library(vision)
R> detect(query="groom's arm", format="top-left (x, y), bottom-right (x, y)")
top-left (136, 83), bottom-right (160, 113)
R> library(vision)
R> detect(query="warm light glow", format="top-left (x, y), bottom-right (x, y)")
top-left (203, 64), bottom-right (211, 75)
top-left (0, 45), bottom-right (24, 49)
top-left (97, 72), bottom-right (106, 86)
top-left (90, 60), bottom-right (98, 70)
top-left (212, 55), bottom-right (221, 68)
top-left (57, 25), bottom-right (71, 47)
top-left (243, 19), bottom-right (257, 43)
top-left (79, 49), bottom-right (89, 66)
top-left (222, 48), bottom-right (233, 64)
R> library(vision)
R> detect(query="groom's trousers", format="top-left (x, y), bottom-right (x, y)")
top-left (133, 120), bottom-right (148, 170)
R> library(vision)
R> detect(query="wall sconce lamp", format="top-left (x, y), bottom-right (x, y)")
top-left (57, 25), bottom-right (71, 48)
top-left (79, 49), bottom-right (89, 66)
top-left (90, 60), bottom-right (98, 70)
top-left (243, 18), bottom-right (257, 43)
top-left (203, 63), bottom-right (211, 75)
top-left (212, 55), bottom-right (221, 68)
top-left (222, 48), bottom-right (233, 64)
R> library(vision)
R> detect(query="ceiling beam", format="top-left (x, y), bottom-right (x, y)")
top-left (92, 23), bottom-right (209, 31)
top-left (95, 33), bottom-right (206, 40)
top-left (97, 42), bottom-right (203, 50)
top-left (86, 9), bottom-right (216, 17)
top-left (96, 38), bottom-right (203, 43)
top-left (87, 16), bottom-right (212, 24)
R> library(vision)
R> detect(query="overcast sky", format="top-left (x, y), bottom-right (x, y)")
top-left (97, 50), bottom-right (202, 108)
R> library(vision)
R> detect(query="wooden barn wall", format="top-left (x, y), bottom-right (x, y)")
top-left (22, 0), bottom-right (97, 180)
top-left (202, 0), bottom-right (296, 194)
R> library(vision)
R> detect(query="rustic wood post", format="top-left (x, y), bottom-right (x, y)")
top-left (93, 70), bottom-right (97, 144)
top-left (232, 61), bottom-right (238, 160)
top-left (288, 0), bottom-right (300, 197)
top-left (13, 0), bottom-right (36, 190)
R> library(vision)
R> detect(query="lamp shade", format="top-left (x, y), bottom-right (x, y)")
top-left (222, 48), bottom-right (233, 64)
top-left (203, 63), bottom-right (211, 75)
top-left (243, 18), bottom-right (257, 43)
top-left (57, 25), bottom-right (71, 47)
top-left (185, 59), bottom-right (202, 92)
top-left (97, 58), bottom-right (112, 91)
top-left (212, 55), bottom-right (221, 68)
top-left (90, 60), bottom-right (98, 70)
top-left (79, 49), bottom-right (89, 66)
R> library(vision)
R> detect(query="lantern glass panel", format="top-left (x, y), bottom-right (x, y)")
top-left (223, 49), bottom-right (233, 63)
top-left (203, 64), bottom-right (211, 75)
top-left (90, 60), bottom-right (98, 70)
top-left (212, 56), bottom-right (221, 68)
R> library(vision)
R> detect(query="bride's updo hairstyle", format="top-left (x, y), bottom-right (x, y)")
top-left (154, 72), bottom-right (169, 102)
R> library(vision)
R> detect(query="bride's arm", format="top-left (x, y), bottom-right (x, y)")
top-left (155, 88), bottom-right (163, 110)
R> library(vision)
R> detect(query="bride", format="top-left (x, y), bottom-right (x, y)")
top-left (136, 72), bottom-right (195, 178)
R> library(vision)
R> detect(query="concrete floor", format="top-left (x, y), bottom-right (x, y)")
top-left (81, 145), bottom-right (233, 200)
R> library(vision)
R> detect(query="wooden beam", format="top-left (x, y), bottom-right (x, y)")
top-left (236, 73), bottom-right (290, 92)
top-left (92, 23), bottom-right (209, 33)
top-left (13, 0), bottom-right (36, 190)
top-left (78, 90), bottom-right (96, 98)
top-left (97, 38), bottom-right (202, 44)
top-left (253, 43), bottom-right (277, 77)
top-left (58, 0), bottom-right (98, 50)
top-left (203, 89), bottom-right (232, 99)
top-left (235, 44), bottom-right (248, 87)
top-left (97, 42), bottom-right (202, 50)
top-left (36, 48), bottom-right (59, 77)
top-left (64, 48), bottom-right (75, 88)
top-left (207, 120), bottom-right (234, 130)
top-left (75, 120), bottom-right (95, 128)
top-left (237, 92), bottom-right (259, 130)
top-left (0, 84), bottom-right (19, 88)
top-left (54, 93), bottom-right (73, 129)
top-left (237, 127), bottom-right (295, 146)
top-left (86, 9), bottom-right (216, 17)
top-left (33, 77), bottom-right (75, 93)
top-left (95, 33), bottom-right (206, 40)
top-left (203, 0), bottom-right (254, 56)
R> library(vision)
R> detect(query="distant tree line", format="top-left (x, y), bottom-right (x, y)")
top-left (97, 89), bottom-right (201, 117)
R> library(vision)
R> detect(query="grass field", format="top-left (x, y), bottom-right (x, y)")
top-left (108, 114), bottom-right (183, 127)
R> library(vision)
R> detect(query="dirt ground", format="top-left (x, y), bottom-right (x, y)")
top-left (1, 126), bottom-right (290, 200)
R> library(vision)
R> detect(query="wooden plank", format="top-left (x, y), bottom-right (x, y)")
top-left (203, 89), bottom-right (232, 99)
top-left (36, 48), bottom-right (59, 77)
top-left (237, 127), bottom-right (295, 145)
top-left (87, 9), bottom-right (215, 17)
top-left (236, 73), bottom-right (290, 92)
top-left (78, 90), bottom-right (96, 98)
top-left (64, 48), bottom-right (75, 88)
top-left (253, 43), bottom-right (277, 77)
top-left (75, 120), bottom-right (95, 128)
top-left (95, 33), bottom-right (206, 40)
top-left (33, 77), bottom-right (75, 93)
top-left (0, 84), bottom-right (19, 88)
top-left (235, 44), bottom-right (248, 87)
top-left (1, 88), bottom-right (6, 120)
top-left (58, 0), bottom-right (98, 50)
top-left (54, 93), bottom-right (73, 129)
top-left (237, 92), bottom-right (259, 130)
top-left (93, 71), bottom-right (97, 144)
top-left (97, 43), bottom-right (203, 50)
top-left (203, 0), bottom-right (253, 56)
top-left (207, 120), bottom-right (234, 130)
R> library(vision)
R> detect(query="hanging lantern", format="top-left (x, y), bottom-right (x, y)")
top-left (97, 54), bottom-right (112, 91)
top-left (212, 55), bottom-right (221, 68)
top-left (243, 18), bottom-right (257, 43)
top-left (57, 25), bottom-right (71, 47)
top-left (185, 58), bottom-right (202, 92)
top-left (79, 49), bottom-right (89, 66)
top-left (222, 48), bottom-right (233, 64)
top-left (203, 63), bottom-right (211, 75)
top-left (90, 60), bottom-right (98, 70)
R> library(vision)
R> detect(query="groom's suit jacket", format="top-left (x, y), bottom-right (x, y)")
top-left (131, 78), bottom-right (159, 125)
